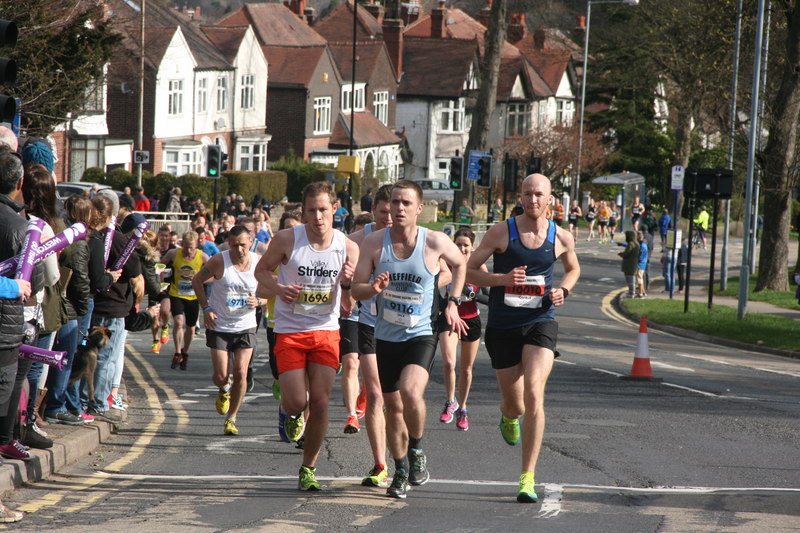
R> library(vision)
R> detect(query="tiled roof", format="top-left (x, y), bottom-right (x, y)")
top-left (404, 8), bottom-right (520, 59)
top-left (217, 2), bottom-right (326, 47)
top-left (328, 41), bottom-right (389, 82)
top-left (330, 111), bottom-right (400, 148)
top-left (398, 38), bottom-right (477, 98)
top-left (523, 59), bottom-right (554, 98)
top-left (201, 26), bottom-right (248, 64)
top-left (496, 57), bottom-right (525, 101)
top-left (314, 1), bottom-right (383, 43)
top-left (515, 36), bottom-right (572, 93)
top-left (262, 46), bottom-right (327, 87)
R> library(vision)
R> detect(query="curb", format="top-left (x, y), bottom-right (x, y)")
top-left (613, 294), bottom-right (800, 360)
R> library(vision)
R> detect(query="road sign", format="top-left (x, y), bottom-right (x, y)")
top-left (467, 150), bottom-right (491, 180)
top-left (134, 150), bottom-right (150, 164)
top-left (671, 165), bottom-right (684, 190)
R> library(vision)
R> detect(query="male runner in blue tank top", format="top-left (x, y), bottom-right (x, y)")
top-left (352, 180), bottom-right (467, 499)
top-left (467, 173), bottom-right (580, 503)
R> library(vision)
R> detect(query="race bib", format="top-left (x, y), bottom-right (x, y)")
top-left (382, 289), bottom-right (423, 327)
top-left (294, 283), bottom-right (334, 315)
top-left (178, 280), bottom-right (194, 297)
top-left (504, 275), bottom-right (546, 308)
top-left (226, 291), bottom-right (250, 315)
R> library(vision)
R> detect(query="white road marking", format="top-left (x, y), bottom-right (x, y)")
top-left (555, 360), bottom-right (576, 365)
top-left (754, 367), bottom-right (800, 379)
top-left (165, 400), bottom-right (199, 405)
top-left (576, 320), bottom-right (600, 326)
top-left (592, 367), bottom-right (624, 378)
top-left (242, 393), bottom-right (274, 403)
top-left (538, 484), bottom-right (563, 518)
top-left (651, 362), bottom-right (695, 372)
top-left (598, 277), bottom-right (615, 282)
top-left (676, 353), bottom-right (800, 378)
top-left (180, 393), bottom-right (208, 397)
top-left (661, 382), bottom-right (720, 397)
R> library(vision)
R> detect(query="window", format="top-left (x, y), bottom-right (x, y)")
top-left (216, 76), bottom-right (228, 112)
top-left (314, 97), bottom-right (331, 134)
top-left (82, 78), bottom-right (104, 113)
top-left (436, 159), bottom-right (449, 181)
top-left (168, 80), bottom-right (183, 115)
top-left (238, 143), bottom-right (267, 171)
top-left (69, 138), bottom-right (104, 181)
top-left (197, 78), bottom-right (207, 113)
top-left (163, 146), bottom-right (201, 176)
top-left (373, 91), bottom-right (388, 125)
top-left (341, 83), bottom-right (365, 113)
top-left (439, 98), bottom-right (465, 133)
top-left (506, 103), bottom-right (530, 137)
top-left (556, 99), bottom-right (575, 125)
top-left (240, 74), bottom-right (254, 110)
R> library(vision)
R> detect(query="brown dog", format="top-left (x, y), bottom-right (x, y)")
top-left (69, 326), bottom-right (111, 401)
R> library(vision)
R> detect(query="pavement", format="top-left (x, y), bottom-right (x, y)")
top-left (2, 231), bottom-right (797, 499)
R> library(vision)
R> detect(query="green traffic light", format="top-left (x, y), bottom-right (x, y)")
top-left (209, 169), bottom-right (218, 176)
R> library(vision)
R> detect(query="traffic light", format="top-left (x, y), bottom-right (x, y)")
top-left (0, 20), bottom-right (18, 123)
top-left (477, 155), bottom-right (492, 188)
top-left (526, 156), bottom-right (541, 176)
top-left (221, 151), bottom-right (228, 172)
top-left (206, 144), bottom-right (222, 178)
top-left (449, 156), bottom-right (463, 190)
top-left (503, 157), bottom-right (518, 193)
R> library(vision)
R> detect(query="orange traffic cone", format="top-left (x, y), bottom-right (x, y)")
top-left (620, 316), bottom-right (662, 382)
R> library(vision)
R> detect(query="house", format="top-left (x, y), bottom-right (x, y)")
top-left (105, 0), bottom-right (269, 176)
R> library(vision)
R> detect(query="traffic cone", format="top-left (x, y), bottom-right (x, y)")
top-left (620, 316), bottom-right (663, 382)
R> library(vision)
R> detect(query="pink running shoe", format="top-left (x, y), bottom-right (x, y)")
top-left (79, 412), bottom-right (95, 423)
top-left (455, 409), bottom-right (469, 431)
top-left (439, 400), bottom-right (459, 424)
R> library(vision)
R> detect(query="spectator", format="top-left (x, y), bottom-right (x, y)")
top-left (232, 199), bottom-right (250, 220)
top-left (360, 188), bottom-right (373, 213)
top-left (693, 204), bottom-right (709, 250)
top-left (658, 208), bottom-right (672, 248)
top-left (333, 199), bottom-right (349, 231)
top-left (119, 188), bottom-right (136, 212)
top-left (617, 230), bottom-right (640, 298)
top-left (134, 186), bottom-right (150, 212)
top-left (676, 238), bottom-right (688, 293)
top-left (636, 230), bottom-right (649, 297)
top-left (196, 227), bottom-right (220, 257)
top-left (337, 184), bottom-right (353, 230)
top-left (149, 193), bottom-right (160, 213)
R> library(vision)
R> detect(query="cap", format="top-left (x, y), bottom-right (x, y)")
top-left (120, 212), bottom-right (146, 233)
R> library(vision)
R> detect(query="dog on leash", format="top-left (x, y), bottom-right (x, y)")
top-left (69, 326), bottom-right (111, 401)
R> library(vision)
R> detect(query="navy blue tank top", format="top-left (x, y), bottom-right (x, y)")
top-left (487, 217), bottom-right (557, 328)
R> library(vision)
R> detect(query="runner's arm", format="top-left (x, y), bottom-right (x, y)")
top-left (191, 254), bottom-right (223, 309)
top-left (352, 231), bottom-right (387, 300)
top-left (466, 223), bottom-right (525, 287)
top-left (550, 228), bottom-right (580, 307)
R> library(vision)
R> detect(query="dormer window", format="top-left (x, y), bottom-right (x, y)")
top-left (341, 83), bottom-right (365, 113)
top-left (439, 98), bottom-right (465, 133)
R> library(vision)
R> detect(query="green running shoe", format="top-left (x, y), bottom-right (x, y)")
top-left (271, 381), bottom-right (281, 401)
top-left (298, 465), bottom-right (321, 491)
top-left (500, 415), bottom-right (520, 445)
top-left (361, 464), bottom-right (388, 487)
top-left (517, 471), bottom-right (538, 503)
top-left (284, 413), bottom-right (305, 442)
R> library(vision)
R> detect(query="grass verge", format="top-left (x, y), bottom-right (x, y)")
top-left (620, 298), bottom-right (799, 352)
top-left (715, 275), bottom-right (799, 310)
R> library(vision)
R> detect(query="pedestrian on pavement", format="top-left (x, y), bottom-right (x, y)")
top-left (466, 173), bottom-right (579, 503)
top-left (360, 188), bottom-right (374, 213)
top-left (192, 224), bottom-right (266, 436)
top-left (618, 230), bottom-right (640, 298)
top-left (255, 181), bottom-right (358, 492)
top-left (677, 238), bottom-right (688, 293)
top-left (636, 231), bottom-right (649, 298)
top-left (352, 179), bottom-right (467, 499)
top-left (658, 208), bottom-right (672, 248)
top-left (693, 205), bottom-right (710, 250)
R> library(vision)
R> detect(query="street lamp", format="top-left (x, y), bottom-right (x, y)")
top-left (574, 0), bottom-right (639, 203)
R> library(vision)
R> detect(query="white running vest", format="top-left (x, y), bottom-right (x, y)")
top-left (208, 251), bottom-right (259, 332)
top-left (274, 224), bottom-right (347, 334)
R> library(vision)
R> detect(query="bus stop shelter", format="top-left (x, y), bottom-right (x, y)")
top-left (591, 172), bottom-right (646, 233)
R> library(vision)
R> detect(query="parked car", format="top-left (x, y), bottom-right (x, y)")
top-left (409, 178), bottom-right (454, 209)
top-left (56, 182), bottom-right (121, 200)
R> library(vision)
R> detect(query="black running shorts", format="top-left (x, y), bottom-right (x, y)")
top-left (376, 335), bottom-right (438, 393)
top-left (484, 321), bottom-right (560, 370)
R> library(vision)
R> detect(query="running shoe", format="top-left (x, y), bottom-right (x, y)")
top-left (277, 407), bottom-right (291, 443)
top-left (355, 385), bottom-right (367, 418)
top-left (216, 390), bottom-right (231, 415)
top-left (78, 412), bottom-right (95, 423)
top-left (361, 464), bottom-right (388, 487)
top-left (179, 353), bottom-right (188, 371)
top-left (455, 409), bottom-right (469, 431)
top-left (517, 471), bottom-right (538, 503)
top-left (45, 411), bottom-right (83, 426)
top-left (111, 395), bottom-right (127, 411)
top-left (170, 353), bottom-right (181, 369)
top-left (224, 418), bottom-right (238, 435)
top-left (298, 465), bottom-right (321, 491)
top-left (150, 340), bottom-right (161, 353)
top-left (500, 415), bottom-right (521, 445)
top-left (0, 440), bottom-right (33, 461)
top-left (439, 399), bottom-right (459, 424)
top-left (271, 380), bottom-right (281, 401)
top-left (386, 468), bottom-right (409, 499)
top-left (284, 412), bottom-right (305, 442)
top-left (343, 414), bottom-right (360, 434)
top-left (408, 448), bottom-right (429, 486)
top-left (160, 325), bottom-right (169, 344)
top-left (0, 504), bottom-right (22, 523)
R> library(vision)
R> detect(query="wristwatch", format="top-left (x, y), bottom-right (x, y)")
top-left (448, 296), bottom-right (462, 306)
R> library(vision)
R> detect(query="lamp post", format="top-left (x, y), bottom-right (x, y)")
top-left (575, 0), bottom-right (639, 202)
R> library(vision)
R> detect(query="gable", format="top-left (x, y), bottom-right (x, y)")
top-left (314, 1), bottom-right (383, 43)
top-left (219, 3), bottom-right (327, 48)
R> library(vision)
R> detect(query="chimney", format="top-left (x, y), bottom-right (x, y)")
top-left (533, 29), bottom-right (545, 49)
top-left (304, 6), bottom-right (316, 24)
top-left (287, 0), bottom-right (307, 16)
top-left (430, 0), bottom-right (447, 39)
top-left (194, 6), bottom-right (201, 19)
top-left (507, 13), bottom-right (526, 44)
top-left (401, 0), bottom-right (420, 24)
top-left (383, 18), bottom-right (404, 79)
top-left (477, 0), bottom-right (491, 28)
top-left (365, 0), bottom-right (384, 24)
top-left (574, 15), bottom-right (587, 42)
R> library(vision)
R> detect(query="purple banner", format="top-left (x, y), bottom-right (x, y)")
top-left (19, 344), bottom-right (65, 370)
top-left (111, 219), bottom-right (149, 271)
top-left (102, 215), bottom-right (116, 266)
top-left (0, 222), bottom-right (88, 277)
top-left (16, 218), bottom-right (46, 283)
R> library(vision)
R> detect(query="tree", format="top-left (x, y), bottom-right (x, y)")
top-left (1, 0), bottom-right (121, 137)
top-left (755, 1), bottom-right (800, 292)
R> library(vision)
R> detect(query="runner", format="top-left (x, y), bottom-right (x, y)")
top-left (437, 228), bottom-right (486, 432)
top-left (349, 184), bottom-right (393, 486)
top-left (597, 200), bottom-right (611, 242)
top-left (466, 173), bottom-right (580, 503)
top-left (608, 202), bottom-right (619, 240)
top-left (352, 179), bottom-right (468, 499)
top-left (585, 199), bottom-right (597, 241)
top-left (255, 181), bottom-right (358, 491)
top-left (151, 225), bottom-right (176, 353)
top-left (567, 200), bottom-right (582, 240)
top-left (457, 199), bottom-right (475, 227)
top-left (551, 198), bottom-right (564, 227)
top-left (630, 196), bottom-right (644, 231)
top-left (192, 225), bottom-right (266, 435)
top-left (161, 231), bottom-right (209, 370)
